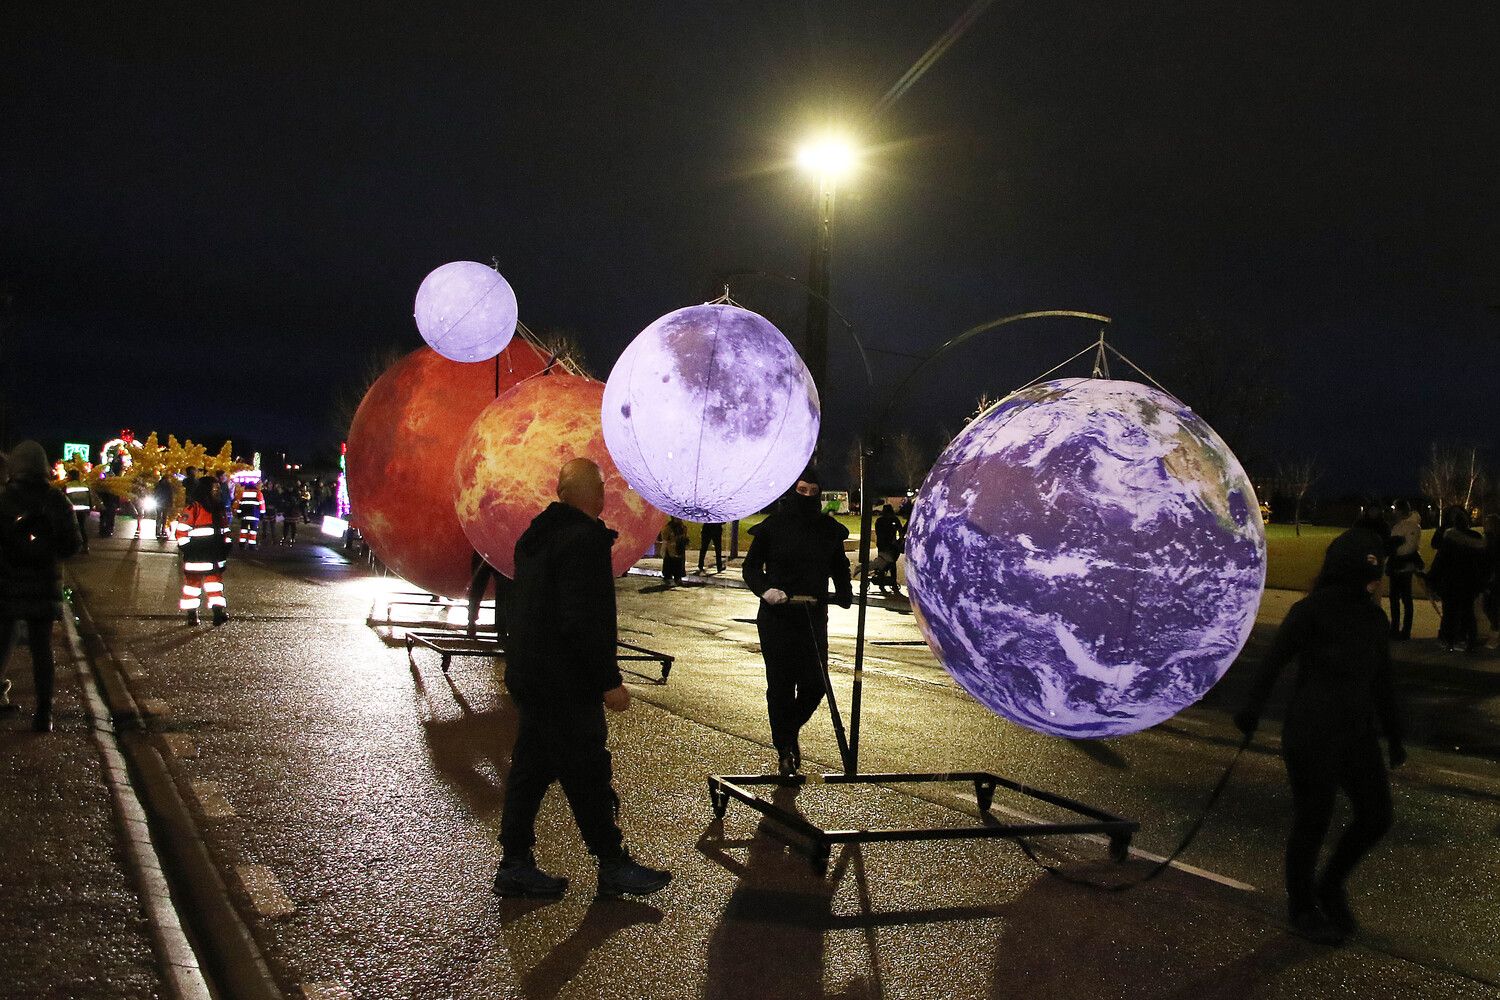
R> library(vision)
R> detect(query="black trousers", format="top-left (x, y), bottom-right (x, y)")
top-left (0, 617), bottom-right (56, 714)
top-left (698, 534), bottom-right (722, 572)
top-left (758, 603), bottom-right (828, 755)
top-left (74, 511), bottom-right (90, 550)
top-left (99, 498), bottom-right (118, 537)
top-left (1438, 585), bottom-right (1480, 647)
top-left (500, 698), bottom-right (624, 862)
top-left (1387, 572), bottom-right (1414, 637)
top-left (1283, 733), bottom-right (1392, 913)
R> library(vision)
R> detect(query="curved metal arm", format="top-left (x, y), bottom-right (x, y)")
top-left (718, 269), bottom-right (876, 389)
top-left (872, 310), bottom-right (1112, 435)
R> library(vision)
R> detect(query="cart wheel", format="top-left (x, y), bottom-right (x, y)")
top-left (708, 782), bottom-right (729, 819)
top-left (810, 846), bottom-right (830, 876)
top-left (974, 780), bottom-right (996, 814)
top-left (1108, 834), bottom-right (1132, 864)
top-left (441, 655), bottom-right (452, 674)
top-left (660, 661), bottom-right (672, 683)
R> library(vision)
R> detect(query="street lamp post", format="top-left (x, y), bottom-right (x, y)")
top-left (796, 136), bottom-right (855, 395)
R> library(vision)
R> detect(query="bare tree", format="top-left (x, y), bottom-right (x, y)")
top-left (533, 327), bottom-right (592, 377)
top-left (1420, 443), bottom-right (1489, 516)
top-left (1275, 456), bottom-right (1321, 536)
top-left (1157, 314), bottom-right (1285, 472)
top-left (965, 392), bottom-right (1000, 426)
top-left (890, 431), bottom-right (930, 495)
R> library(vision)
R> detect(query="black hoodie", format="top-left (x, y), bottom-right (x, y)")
top-left (504, 501), bottom-right (623, 703)
top-left (1240, 527), bottom-right (1403, 747)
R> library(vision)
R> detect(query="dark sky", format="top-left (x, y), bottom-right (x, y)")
top-left (4, 3), bottom-right (1497, 494)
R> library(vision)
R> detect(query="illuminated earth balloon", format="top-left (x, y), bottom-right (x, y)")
top-left (906, 379), bottom-right (1266, 739)
top-left (413, 261), bottom-right (519, 363)
top-left (602, 303), bottom-right (819, 521)
top-left (454, 373), bottom-right (665, 578)
top-left (347, 341), bottom-right (547, 597)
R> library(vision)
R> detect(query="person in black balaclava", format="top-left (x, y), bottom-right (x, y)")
top-left (1234, 525), bottom-right (1406, 945)
top-left (742, 467), bottom-right (853, 776)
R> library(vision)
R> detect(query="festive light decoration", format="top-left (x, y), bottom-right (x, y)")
top-left (413, 261), bottom-right (518, 363)
top-left (346, 340), bottom-right (548, 597)
top-left (601, 303), bottom-right (819, 521)
top-left (905, 379), bottom-right (1266, 739)
top-left (454, 373), bottom-right (664, 578)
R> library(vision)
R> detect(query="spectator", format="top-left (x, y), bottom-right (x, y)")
top-left (1429, 506), bottom-right (1486, 653)
top-left (659, 516), bottom-right (688, 586)
top-left (1483, 513), bottom-right (1499, 651)
top-left (1386, 500), bottom-right (1422, 640)
top-left (697, 521), bottom-right (724, 575)
top-left (873, 504), bottom-right (905, 596)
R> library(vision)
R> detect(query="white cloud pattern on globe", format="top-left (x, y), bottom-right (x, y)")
top-left (602, 304), bottom-right (820, 521)
top-left (905, 378), bottom-right (1267, 739)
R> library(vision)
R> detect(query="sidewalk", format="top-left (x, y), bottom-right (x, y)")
top-left (0, 619), bottom-right (166, 998)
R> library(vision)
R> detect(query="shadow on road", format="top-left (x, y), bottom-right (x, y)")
top-left (416, 665), bottom-right (519, 821)
top-left (516, 898), bottom-right (664, 998)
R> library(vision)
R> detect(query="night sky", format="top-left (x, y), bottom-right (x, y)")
top-left (4, 3), bottom-right (1496, 494)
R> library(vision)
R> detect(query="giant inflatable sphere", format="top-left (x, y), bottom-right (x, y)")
top-left (347, 341), bottom-right (547, 597)
top-left (413, 261), bottom-right (518, 363)
top-left (905, 379), bottom-right (1266, 739)
top-left (602, 303), bottom-right (819, 521)
top-left (454, 373), bottom-right (665, 579)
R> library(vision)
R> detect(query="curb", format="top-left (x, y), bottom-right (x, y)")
top-left (67, 577), bottom-right (288, 1000)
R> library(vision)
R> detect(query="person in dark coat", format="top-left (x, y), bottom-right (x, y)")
top-left (1234, 526), bottom-right (1405, 944)
top-left (1483, 514), bottom-right (1500, 651)
top-left (873, 503), bottom-right (905, 595)
top-left (659, 516), bottom-right (688, 586)
top-left (1428, 506), bottom-right (1486, 652)
top-left (742, 467), bottom-right (853, 776)
top-left (495, 458), bottom-right (672, 899)
top-left (697, 521), bottom-right (724, 574)
top-left (0, 442), bottom-right (83, 731)
top-left (63, 468), bottom-right (93, 554)
top-left (151, 473), bottom-right (175, 540)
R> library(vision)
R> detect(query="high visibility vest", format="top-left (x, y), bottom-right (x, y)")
top-left (236, 488), bottom-right (264, 521)
top-left (173, 503), bottom-right (229, 572)
top-left (64, 484), bottom-right (93, 512)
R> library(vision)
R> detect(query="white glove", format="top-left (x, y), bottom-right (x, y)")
top-left (762, 588), bottom-right (789, 606)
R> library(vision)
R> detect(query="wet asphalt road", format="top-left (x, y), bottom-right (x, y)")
top-left (59, 522), bottom-right (1500, 999)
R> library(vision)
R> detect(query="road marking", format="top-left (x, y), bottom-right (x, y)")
top-left (236, 865), bottom-right (296, 918)
top-left (118, 652), bottom-right (146, 680)
top-left (301, 985), bottom-right (353, 1000)
top-left (190, 780), bottom-right (235, 819)
top-left (139, 697), bottom-right (173, 719)
top-left (161, 733), bottom-right (198, 759)
top-left (955, 792), bottom-right (1256, 893)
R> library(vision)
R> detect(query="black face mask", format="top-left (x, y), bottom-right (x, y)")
top-left (789, 492), bottom-right (821, 517)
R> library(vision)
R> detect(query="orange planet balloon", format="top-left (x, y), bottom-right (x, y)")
top-left (347, 341), bottom-right (548, 597)
top-left (453, 373), bottom-right (664, 578)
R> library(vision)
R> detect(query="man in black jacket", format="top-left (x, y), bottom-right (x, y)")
top-left (1235, 526), bottom-right (1406, 944)
top-left (494, 458), bottom-right (671, 899)
top-left (742, 468), bottom-right (853, 776)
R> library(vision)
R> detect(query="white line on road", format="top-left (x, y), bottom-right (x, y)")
top-left (954, 792), bottom-right (1257, 893)
top-left (189, 781), bottom-right (236, 819)
top-left (235, 865), bottom-right (296, 918)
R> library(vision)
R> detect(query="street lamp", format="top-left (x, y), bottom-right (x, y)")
top-left (796, 134), bottom-right (858, 394)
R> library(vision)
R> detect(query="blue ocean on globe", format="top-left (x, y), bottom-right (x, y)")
top-left (905, 378), bottom-right (1266, 739)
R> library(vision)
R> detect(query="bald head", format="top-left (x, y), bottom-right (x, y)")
top-left (557, 458), bottom-right (605, 520)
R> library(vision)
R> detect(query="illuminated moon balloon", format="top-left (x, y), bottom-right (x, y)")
top-left (601, 304), bottom-right (819, 521)
top-left (905, 379), bottom-right (1266, 739)
top-left (346, 341), bottom-right (547, 597)
top-left (454, 373), bottom-right (665, 579)
top-left (413, 261), bottom-right (519, 363)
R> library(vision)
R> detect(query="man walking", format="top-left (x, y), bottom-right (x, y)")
top-left (63, 469), bottom-right (93, 554)
top-left (494, 458), bottom-right (672, 899)
top-left (697, 521), bottom-right (724, 574)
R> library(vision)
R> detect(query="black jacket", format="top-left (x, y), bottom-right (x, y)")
top-left (1241, 584), bottom-right (1403, 748)
top-left (0, 479), bottom-right (83, 619)
top-left (743, 509), bottom-right (852, 607)
top-left (504, 502), bottom-right (623, 703)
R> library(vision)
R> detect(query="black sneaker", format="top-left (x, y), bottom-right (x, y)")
top-left (212, 607), bottom-right (229, 627)
top-left (778, 752), bottom-right (799, 777)
top-left (598, 852), bottom-right (671, 898)
top-left (185, 610), bottom-right (200, 626)
top-left (1287, 906), bottom-right (1345, 946)
top-left (493, 860), bottom-right (569, 898)
top-left (1317, 881), bottom-right (1359, 937)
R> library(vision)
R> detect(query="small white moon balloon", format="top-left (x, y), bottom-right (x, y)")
top-left (413, 261), bottom-right (518, 363)
top-left (602, 303), bottom-right (820, 521)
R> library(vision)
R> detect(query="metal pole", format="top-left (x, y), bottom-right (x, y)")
top-left (849, 442), bottom-right (875, 775)
top-left (802, 174), bottom-right (836, 394)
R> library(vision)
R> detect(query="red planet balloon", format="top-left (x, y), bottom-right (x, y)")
top-left (347, 342), bottom-right (548, 597)
top-left (453, 373), bottom-right (664, 578)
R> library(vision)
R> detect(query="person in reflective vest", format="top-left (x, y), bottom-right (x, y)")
top-left (234, 479), bottom-right (265, 550)
top-left (63, 469), bottom-right (93, 555)
top-left (174, 478), bottom-right (231, 626)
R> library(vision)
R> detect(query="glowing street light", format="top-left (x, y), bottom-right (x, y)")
top-left (795, 132), bottom-right (858, 393)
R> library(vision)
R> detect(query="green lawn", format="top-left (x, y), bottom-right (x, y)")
top-left (675, 515), bottom-right (1458, 595)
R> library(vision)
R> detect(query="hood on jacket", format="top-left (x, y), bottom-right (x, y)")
top-left (515, 501), bottom-right (614, 559)
top-left (7, 441), bottom-right (49, 482)
top-left (1315, 527), bottom-right (1385, 589)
